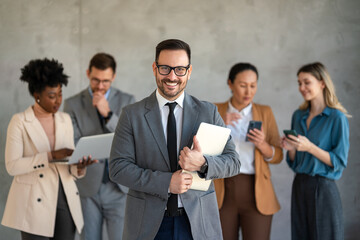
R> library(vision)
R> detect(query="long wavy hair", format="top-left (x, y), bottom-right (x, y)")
top-left (297, 62), bottom-right (350, 117)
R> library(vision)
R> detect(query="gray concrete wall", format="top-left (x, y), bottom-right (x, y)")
top-left (0, 0), bottom-right (359, 239)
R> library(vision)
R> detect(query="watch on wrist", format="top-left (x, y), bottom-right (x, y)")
top-left (199, 160), bottom-right (208, 174)
top-left (104, 111), bottom-right (113, 121)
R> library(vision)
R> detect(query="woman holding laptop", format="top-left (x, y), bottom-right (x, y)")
top-left (1, 59), bottom-right (96, 240)
top-left (214, 63), bottom-right (283, 240)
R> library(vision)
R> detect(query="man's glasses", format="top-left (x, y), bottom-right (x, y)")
top-left (91, 79), bottom-right (112, 85)
top-left (156, 63), bottom-right (190, 77)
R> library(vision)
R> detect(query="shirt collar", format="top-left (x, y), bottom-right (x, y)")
top-left (303, 106), bottom-right (331, 118)
top-left (156, 89), bottom-right (184, 109)
top-left (228, 101), bottom-right (252, 117)
top-left (88, 86), bottom-right (111, 100)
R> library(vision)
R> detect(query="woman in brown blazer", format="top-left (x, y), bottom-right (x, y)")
top-left (214, 63), bottom-right (283, 240)
top-left (1, 59), bottom-right (96, 240)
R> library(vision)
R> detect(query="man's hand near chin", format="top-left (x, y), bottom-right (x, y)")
top-left (92, 91), bottom-right (111, 117)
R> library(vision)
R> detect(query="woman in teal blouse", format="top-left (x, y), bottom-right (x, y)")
top-left (281, 62), bottom-right (350, 240)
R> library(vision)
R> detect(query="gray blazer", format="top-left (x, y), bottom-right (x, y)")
top-left (109, 91), bottom-right (241, 240)
top-left (64, 87), bottom-right (135, 197)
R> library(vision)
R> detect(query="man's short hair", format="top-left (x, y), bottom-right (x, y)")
top-left (88, 53), bottom-right (116, 73)
top-left (155, 39), bottom-right (191, 64)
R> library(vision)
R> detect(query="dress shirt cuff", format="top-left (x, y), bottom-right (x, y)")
top-left (264, 146), bottom-right (275, 162)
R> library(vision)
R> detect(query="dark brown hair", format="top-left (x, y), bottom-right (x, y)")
top-left (88, 53), bottom-right (116, 73)
top-left (155, 39), bottom-right (191, 64)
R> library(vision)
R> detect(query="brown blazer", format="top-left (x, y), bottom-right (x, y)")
top-left (1, 106), bottom-right (84, 237)
top-left (214, 102), bottom-right (283, 215)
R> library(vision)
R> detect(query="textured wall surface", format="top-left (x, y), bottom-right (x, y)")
top-left (0, 0), bottom-right (359, 239)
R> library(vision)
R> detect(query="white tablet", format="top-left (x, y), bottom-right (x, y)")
top-left (66, 133), bottom-right (115, 164)
top-left (183, 122), bottom-right (231, 191)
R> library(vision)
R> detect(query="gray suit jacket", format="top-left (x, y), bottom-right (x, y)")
top-left (64, 87), bottom-right (135, 197)
top-left (109, 91), bottom-right (241, 240)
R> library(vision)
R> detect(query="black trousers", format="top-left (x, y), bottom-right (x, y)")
top-left (21, 180), bottom-right (75, 240)
top-left (291, 174), bottom-right (344, 240)
top-left (154, 212), bottom-right (193, 240)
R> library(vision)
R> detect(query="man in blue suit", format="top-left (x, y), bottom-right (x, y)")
top-left (109, 39), bottom-right (241, 240)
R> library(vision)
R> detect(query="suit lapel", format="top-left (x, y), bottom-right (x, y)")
top-left (252, 103), bottom-right (260, 121)
top-left (23, 106), bottom-right (51, 153)
top-left (180, 93), bottom-right (199, 150)
top-left (81, 90), bottom-right (103, 132)
top-left (108, 87), bottom-right (117, 112)
top-left (144, 92), bottom-right (170, 169)
top-left (54, 112), bottom-right (65, 150)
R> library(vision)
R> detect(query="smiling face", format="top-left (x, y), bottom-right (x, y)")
top-left (34, 85), bottom-right (63, 113)
top-left (152, 50), bottom-right (192, 101)
top-left (228, 70), bottom-right (258, 110)
top-left (297, 72), bottom-right (325, 102)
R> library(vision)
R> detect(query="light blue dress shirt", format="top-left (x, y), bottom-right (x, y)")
top-left (88, 86), bottom-right (111, 100)
top-left (286, 106), bottom-right (349, 180)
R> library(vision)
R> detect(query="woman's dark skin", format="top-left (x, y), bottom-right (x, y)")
top-left (33, 84), bottom-right (98, 174)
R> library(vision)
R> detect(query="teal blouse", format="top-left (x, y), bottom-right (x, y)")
top-left (286, 107), bottom-right (349, 180)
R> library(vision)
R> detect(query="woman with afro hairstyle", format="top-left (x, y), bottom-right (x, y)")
top-left (1, 58), bottom-right (97, 240)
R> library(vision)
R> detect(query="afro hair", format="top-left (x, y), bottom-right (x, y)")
top-left (20, 58), bottom-right (69, 96)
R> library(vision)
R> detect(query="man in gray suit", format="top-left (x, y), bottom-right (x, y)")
top-left (64, 53), bottom-right (135, 240)
top-left (109, 39), bottom-right (241, 240)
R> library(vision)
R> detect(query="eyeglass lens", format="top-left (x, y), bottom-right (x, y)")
top-left (157, 65), bottom-right (188, 76)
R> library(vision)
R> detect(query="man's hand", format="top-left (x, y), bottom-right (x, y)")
top-left (179, 135), bottom-right (205, 172)
top-left (92, 92), bottom-right (111, 117)
top-left (169, 170), bottom-right (193, 194)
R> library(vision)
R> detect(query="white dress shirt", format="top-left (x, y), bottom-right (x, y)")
top-left (227, 102), bottom-right (256, 174)
top-left (226, 102), bottom-right (274, 174)
top-left (156, 89), bottom-right (184, 208)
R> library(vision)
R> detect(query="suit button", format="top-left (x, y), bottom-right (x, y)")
top-left (39, 174), bottom-right (43, 178)
top-left (76, 192), bottom-right (79, 195)
top-left (37, 198), bottom-right (41, 202)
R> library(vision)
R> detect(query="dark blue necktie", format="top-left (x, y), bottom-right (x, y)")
top-left (166, 102), bottom-right (178, 216)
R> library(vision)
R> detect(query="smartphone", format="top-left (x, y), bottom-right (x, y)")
top-left (283, 129), bottom-right (298, 138)
top-left (245, 121), bottom-right (262, 141)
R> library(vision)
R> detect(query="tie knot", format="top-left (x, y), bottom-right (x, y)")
top-left (166, 102), bottom-right (177, 112)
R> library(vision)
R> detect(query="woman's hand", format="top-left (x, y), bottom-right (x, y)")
top-left (280, 136), bottom-right (297, 151)
top-left (282, 134), bottom-right (313, 152)
top-left (224, 112), bottom-right (242, 126)
top-left (247, 128), bottom-right (273, 158)
top-left (247, 128), bottom-right (266, 148)
top-left (76, 155), bottom-right (98, 175)
top-left (51, 148), bottom-right (74, 160)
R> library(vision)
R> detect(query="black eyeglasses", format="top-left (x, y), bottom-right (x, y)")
top-left (156, 63), bottom-right (190, 77)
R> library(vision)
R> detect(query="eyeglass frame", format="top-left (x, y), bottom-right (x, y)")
top-left (90, 78), bottom-right (112, 85)
top-left (155, 63), bottom-right (190, 77)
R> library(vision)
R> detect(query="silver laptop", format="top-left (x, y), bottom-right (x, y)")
top-left (54, 133), bottom-right (114, 164)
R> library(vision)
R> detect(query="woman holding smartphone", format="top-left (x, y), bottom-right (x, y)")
top-left (214, 63), bottom-right (283, 240)
top-left (281, 62), bottom-right (349, 240)
top-left (1, 59), bottom-right (97, 240)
